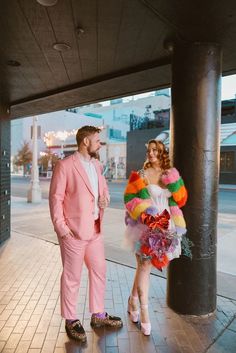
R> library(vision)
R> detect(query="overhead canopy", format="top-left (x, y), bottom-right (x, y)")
top-left (1, 0), bottom-right (236, 118)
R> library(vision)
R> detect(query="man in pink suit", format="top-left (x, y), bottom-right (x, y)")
top-left (49, 126), bottom-right (122, 342)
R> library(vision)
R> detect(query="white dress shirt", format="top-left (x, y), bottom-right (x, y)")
top-left (79, 153), bottom-right (99, 220)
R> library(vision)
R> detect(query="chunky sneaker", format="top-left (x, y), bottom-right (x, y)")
top-left (90, 312), bottom-right (123, 328)
top-left (65, 320), bottom-right (87, 342)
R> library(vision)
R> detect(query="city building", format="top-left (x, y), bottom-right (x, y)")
top-left (126, 99), bottom-right (236, 184)
top-left (11, 91), bottom-right (171, 178)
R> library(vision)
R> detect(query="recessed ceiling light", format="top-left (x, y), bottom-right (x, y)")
top-left (53, 43), bottom-right (71, 51)
top-left (36, 0), bottom-right (58, 6)
top-left (76, 27), bottom-right (85, 39)
top-left (7, 60), bottom-right (21, 67)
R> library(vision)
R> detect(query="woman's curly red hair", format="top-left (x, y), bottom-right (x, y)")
top-left (143, 140), bottom-right (171, 171)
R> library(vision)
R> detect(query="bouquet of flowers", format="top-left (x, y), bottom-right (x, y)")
top-left (126, 207), bottom-right (181, 271)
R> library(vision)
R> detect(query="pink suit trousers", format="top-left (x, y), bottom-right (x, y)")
top-left (58, 230), bottom-right (106, 320)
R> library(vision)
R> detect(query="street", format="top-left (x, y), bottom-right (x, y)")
top-left (11, 175), bottom-right (236, 213)
top-left (10, 175), bottom-right (236, 283)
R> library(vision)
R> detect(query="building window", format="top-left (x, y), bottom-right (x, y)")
top-left (220, 151), bottom-right (234, 171)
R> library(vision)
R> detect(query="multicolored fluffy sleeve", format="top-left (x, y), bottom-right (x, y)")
top-left (161, 168), bottom-right (188, 234)
top-left (161, 168), bottom-right (188, 208)
top-left (124, 171), bottom-right (152, 220)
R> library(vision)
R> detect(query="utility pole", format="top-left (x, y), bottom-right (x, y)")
top-left (27, 116), bottom-right (42, 203)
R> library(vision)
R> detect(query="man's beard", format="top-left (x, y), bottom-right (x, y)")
top-left (89, 151), bottom-right (99, 159)
top-left (87, 146), bottom-right (100, 159)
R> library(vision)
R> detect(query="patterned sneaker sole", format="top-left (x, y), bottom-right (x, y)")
top-left (65, 326), bottom-right (87, 342)
top-left (90, 320), bottom-right (123, 328)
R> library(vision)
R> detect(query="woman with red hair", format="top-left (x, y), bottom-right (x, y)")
top-left (124, 139), bottom-right (189, 336)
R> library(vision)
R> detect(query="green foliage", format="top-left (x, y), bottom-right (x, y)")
top-left (13, 141), bottom-right (32, 176)
top-left (38, 152), bottom-right (59, 171)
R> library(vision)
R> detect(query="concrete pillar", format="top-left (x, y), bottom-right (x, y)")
top-left (0, 105), bottom-right (11, 245)
top-left (167, 42), bottom-right (222, 315)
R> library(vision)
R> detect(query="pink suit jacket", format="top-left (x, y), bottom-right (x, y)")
top-left (49, 152), bottom-right (109, 240)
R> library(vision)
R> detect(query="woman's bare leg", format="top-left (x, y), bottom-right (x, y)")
top-left (130, 254), bottom-right (152, 323)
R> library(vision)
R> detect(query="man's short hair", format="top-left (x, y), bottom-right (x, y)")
top-left (76, 125), bottom-right (101, 147)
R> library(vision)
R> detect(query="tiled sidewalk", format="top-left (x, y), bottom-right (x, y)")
top-left (0, 232), bottom-right (236, 353)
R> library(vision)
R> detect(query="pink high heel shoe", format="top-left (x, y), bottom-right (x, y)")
top-left (141, 322), bottom-right (151, 336)
top-left (127, 295), bottom-right (139, 323)
top-left (140, 304), bottom-right (151, 336)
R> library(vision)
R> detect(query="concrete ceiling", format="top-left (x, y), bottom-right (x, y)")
top-left (1, 0), bottom-right (236, 119)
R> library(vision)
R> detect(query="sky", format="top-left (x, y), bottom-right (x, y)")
top-left (222, 74), bottom-right (236, 100)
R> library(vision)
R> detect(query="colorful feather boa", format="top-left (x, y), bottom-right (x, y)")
top-left (161, 168), bottom-right (188, 234)
top-left (124, 168), bottom-right (187, 235)
top-left (124, 171), bottom-right (152, 220)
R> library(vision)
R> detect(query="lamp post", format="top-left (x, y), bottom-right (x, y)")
top-left (27, 116), bottom-right (42, 203)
